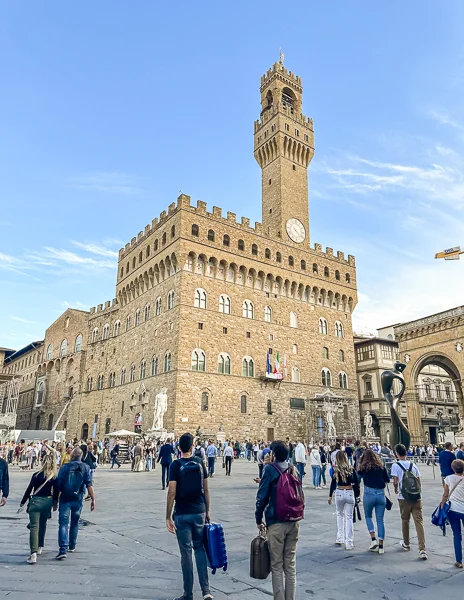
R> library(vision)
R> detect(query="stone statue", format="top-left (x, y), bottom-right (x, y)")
top-left (381, 361), bottom-right (410, 451)
top-left (325, 406), bottom-right (336, 439)
top-left (152, 388), bottom-right (168, 430)
top-left (458, 414), bottom-right (464, 434)
top-left (364, 411), bottom-right (375, 438)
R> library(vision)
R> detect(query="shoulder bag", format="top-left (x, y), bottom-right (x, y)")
top-left (27, 474), bottom-right (54, 514)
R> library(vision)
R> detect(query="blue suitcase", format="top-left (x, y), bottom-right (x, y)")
top-left (204, 522), bottom-right (228, 574)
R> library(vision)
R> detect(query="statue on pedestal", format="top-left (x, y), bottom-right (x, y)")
top-left (325, 405), bottom-right (337, 439)
top-left (364, 411), bottom-right (375, 438)
top-left (152, 388), bottom-right (168, 431)
top-left (381, 361), bottom-right (410, 450)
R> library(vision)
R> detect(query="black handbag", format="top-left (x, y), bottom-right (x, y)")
top-left (353, 502), bottom-right (362, 522)
top-left (385, 485), bottom-right (393, 511)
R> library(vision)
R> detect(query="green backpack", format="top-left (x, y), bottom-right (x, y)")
top-left (398, 462), bottom-right (421, 502)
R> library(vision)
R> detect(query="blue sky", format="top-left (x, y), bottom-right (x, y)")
top-left (2, 1), bottom-right (464, 349)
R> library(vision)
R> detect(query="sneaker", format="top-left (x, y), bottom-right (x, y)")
top-left (27, 553), bottom-right (37, 564)
top-left (369, 540), bottom-right (379, 551)
top-left (37, 547), bottom-right (43, 555)
top-left (335, 540), bottom-right (345, 546)
top-left (69, 547), bottom-right (76, 553)
top-left (455, 562), bottom-right (464, 569)
top-left (346, 544), bottom-right (354, 550)
top-left (419, 550), bottom-right (428, 560)
top-left (378, 547), bottom-right (385, 555)
top-left (400, 541), bottom-right (410, 551)
top-left (56, 552), bottom-right (67, 560)
top-left (203, 594), bottom-right (214, 600)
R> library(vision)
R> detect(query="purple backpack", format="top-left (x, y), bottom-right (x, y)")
top-left (271, 464), bottom-right (305, 522)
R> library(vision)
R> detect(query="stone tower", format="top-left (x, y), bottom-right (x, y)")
top-left (254, 58), bottom-right (314, 246)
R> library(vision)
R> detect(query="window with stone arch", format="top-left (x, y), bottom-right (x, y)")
top-left (155, 297), bottom-right (162, 316)
top-left (264, 306), bottom-right (272, 323)
top-left (201, 390), bottom-right (210, 411)
top-left (319, 318), bottom-right (328, 335)
top-left (109, 372), bottom-right (116, 388)
top-left (125, 316), bottom-right (131, 331)
top-left (97, 374), bottom-right (105, 390)
top-left (335, 270), bottom-right (340, 281)
top-left (191, 224), bottom-right (199, 237)
top-left (36, 381), bottom-right (45, 406)
top-left (293, 343), bottom-right (298, 355)
top-left (321, 368), bottom-right (332, 387)
top-left (151, 356), bottom-right (158, 376)
top-left (58, 339), bottom-right (66, 357)
top-left (339, 371), bottom-right (348, 389)
top-left (238, 239), bottom-right (245, 251)
top-left (338, 349), bottom-right (345, 362)
top-left (120, 367), bottom-right (126, 385)
top-left (113, 321), bottom-right (121, 337)
top-left (146, 246), bottom-right (151, 259)
top-left (267, 399), bottom-right (272, 415)
top-left (276, 252), bottom-right (282, 263)
top-left (324, 266), bottom-right (329, 277)
top-left (130, 364), bottom-right (136, 382)
top-left (208, 229), bottom-right (215, 242)
top-left (240, 394), bottom-right (248, 413)
top-left (313, 263), bottom-right (318, 274)
top-left (132, 257), bottom-right (136, 269)
top-left (289, 255), bottom-right (294, 267)
top-left (335, 321), bottom-right (344, 338)
top-left (217, 352), bottom-right (231, 374)
top-left (242, 356), bottom-right (254, 377)
top-left (223, 234), bottom-right (230, 247)
top-left (91, 328), bottom-right (99, 343)
top-left (345, 273), bottom-right (351, 284)
top-left (219, 294), bottom-right (231, 314)
top-left (301, 260), bottom-right (306, 270)
top-left (252, 244), bottom-right (258, 256)
top-left (194, 288), bottom-right (207, 309)
top-left (191, 349), bottom-right (206, 372)
top-left (144, 304), bottom-right (150, 321)
top-left (322, 346), bottom-right (329, 359)
top-left (103, 323), bottom-right (110, 340)
top-left (164, 352), bottom-right (172, 372)
top-left (74, 334), bottom-right (83, 352)
top-left (242, 300), bottom-right (254, 319)
top-left (292, 366), bottom-right (300, 383)
top-left (162, 232), bottom-right (167, 246)
top-left (154, 239), bottom-right (159, 251)
top-left (140, 359), bottom-right (146, 379)
top-left (135, 309), bottom-right (141, 326)
top-left (171, 225), bottom-right (176, 238)
top-left (265, 248), bottom-right (271, 259)
top-left (290, 312), bottom-right (298, 328)
top-left (86, 376), bottom-right (93, 392)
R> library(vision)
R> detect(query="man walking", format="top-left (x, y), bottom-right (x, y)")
top-left (56, 447), bottom-right (95, 560)
top-left (439, 442), bottom-right (456, 486)
top-left (165, 433), bottom-right (213, 600)
top-left (157, 438), bottom-right (175, 490)
top-left (294, 439), bottom-right (306, 481)
top-left (223, 442), bottom-right (234, 476)
top-left (391, 443), bottom-right (427, 560)
top-left (206, 440), bottom-right (217, 478)
top-left (110, 440), bottom-right (121, 468)
top-left (0, 452), bottom-right (9, 506)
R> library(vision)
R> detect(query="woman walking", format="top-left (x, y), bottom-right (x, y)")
top-left (320, 446), bottom-right (327, 488)
top-left (310, 446), bottom-right (322, 489)
top-left (357, 449), bottom-right (390, 554)
top-left (328, 450), bottom-right (360, 550)
top-left (440, 459), bottom-right (464, 568)
top-left (223, 442), bottom-right (234, 476)
top-left (20, 453), bottom-right (59, 564)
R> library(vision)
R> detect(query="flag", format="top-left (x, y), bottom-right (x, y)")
top-left (266, 351), bottom-right (271, 374)
top-left (275, 352), bottom-right (280, 373)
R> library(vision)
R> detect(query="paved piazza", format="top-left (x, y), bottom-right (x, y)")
top-left (0, 460), bottom-right (463, 599)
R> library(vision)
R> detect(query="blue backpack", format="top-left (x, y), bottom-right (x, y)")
top-left (61, 463), bottom-right (85, 500)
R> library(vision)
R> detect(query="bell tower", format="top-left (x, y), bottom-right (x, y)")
top-left (254, 57), bottom-right (314, 245)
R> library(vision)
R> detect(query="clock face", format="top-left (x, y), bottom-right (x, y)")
top-left (286, 218), bottom-right (306, 243)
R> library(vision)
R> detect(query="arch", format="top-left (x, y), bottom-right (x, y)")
top-left (140, 359), bottom-right (146, 379)
top-left (242, 300), bottom-right (254, 319)
top-left (252, 243), bottom-right (258, 256)
top-left (321, 368), bottom-right (332, 387)
top-left (59, 339), bottom-right (67, 357)
top-left (335, 270), bottom-right (340, 281)
top-left (144, 303), bottom-right (151, 321)
top-left (265, 248), bottom-right (271, 259)
top-left (218, 352), bottom-right (231, 374)
top-left (48, 413), bottom-right (54, 430)
top-left (292, 366), bottom-right (300, 383)
top-left (319, 318), bottom-right (328, 335)
top-left (113, 321), bottom-right (121, 337)
top-left (288, 255), bottom-right (294, 267)
top-left (264, 305), bottom-right (272, 323)
top-left (335, 321), bottom-right (344, 338)
top-left (276, 252), bottom-right (282, 263)
top-left (167, 290), bottom-right (175, 310)
top-left (208, 229), bottom-right (215, 242)
top-left (223, 234), bottom-right (230, 247)
top-left (290, 311), bottom-right (298, 328)
top-left (324, 266), bottom-right (329, 277)
top-left (194, 288), bottom-right (207, 309)
top-left (242, 356), bottom-right (254, 377)
top-left (164, 352), bottom-right (172, 372)
top-left (301, 260), bottom-right (306, 271)
top-left (191, 348), bottom-right (206, 372)
top-left (74, 334), bottom-right (83, 352)
top-left (339, 349), bottom-right (345, 362)
top-left (91, 328), bottom-right (99, 343)
top-left (81, 423), bottom-right (89, 440)
top-left (201, 390), bottom-right (210, 411)
top-left (240, 393), bottom-right (248, 414)
top-left (339, 371), bottom-right (348, 389)
top-left (322, 346), bottom-right (329, 359)
top-left (46, 344), bottom-right (53, 360)
top-left (191, 224), bottom-right (199, 237)
top-left (219, 294), bottom-right (231, 314)
top-left (151, 355), bottom-right (158, 376)
top-left (103, 323), bottom-right (110, 340)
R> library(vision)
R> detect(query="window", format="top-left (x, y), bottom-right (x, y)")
top-left (264, 306), bottom-right (272, 323)
top-left (266, 399), bottom-right (273, 415)
top-left (223, 327), bottom-right (228, 334)
top-left (381, 345), bottom-right (393, 360)
top-left (242, 300), bottom-right (254, 319)
top-left (130, 364), bottom-right (136, 382)
top-left (121, 401), bottom-right (125, 417)
top-left (151, 356), bottom-right (158, 376)
top-left (167, 290), bottom-right (175, 310)
top-left (290, 398), bottom-right (305, 410)
top-left (425, 383), bottom-right (431, 398)
top-left (219, 294), bottom-right (231, 314)
top-left (91, 328), bottom-right (99, 343)
top-left (59, 339), bottom-right (67, 357)
top-left (97, 374), bottom-right (104, 390)
top-left (293, 344), bottom-right (298, 354)
top-left (191, 349), bottom-right (206, 372)
top-left (346, 273), bottom-right (351, 284)
top-left (36, 381), bottom-right (45, 405)
top-left (120, 367), bottom-right (126, 385)
top-left (338, 349), bottom-right (345, 362)
top-left (208, 229), bottom-right (215, 242)
top-left (251, 243), bottom-right (258, 256)
top-left (192, 224), bottom-right (199, 237)
top-left (238, 239), bottom-right (245, 251)
top-left (445, 386), bottom-right (451, 400)
top-left (144, 304), bottom-right (150, 321)
top-left (321, 368), bottom-right (332, 387)
top-left (292, 367), bottom-right (300, 383)
top-left (356, 345), bottom-right (374, 361)
top-left (313, 263), bottom-right (318, 274)
top-left (335, 270), bottom-right (340, 281)
top-left (324, 266), bottom-right (329, 277)
top-left (290, 312), bottom-right (298, 328)
top-left (171, 225), bottom-right (176, 238)
top-left (201, 391), bottom-right (209, 411)
top-left (103, 323), bottom-right (110, 340)
top-left (246, 331), bottom-right (251, 338)
top-left (164, 352), bottom-right (172, 372)
top-left (155, 297), bottom-right (162, 316)
top-left (289, 256), bottom-right (294, 267)
top-left (364, 378), bottom-right (372, 396)
top-left (86, 376), bottom-right (93, 392)
top-left (109, 372), bottom-right (115, 388)
top-left (301, 260), bottom-right (306, 270)
top-left (339, 372), bottom-right (348, 389)
top-left (194, 289), bottom-right (207, 309)
top-left (241, 394), bottom-right (248, 413)
top-left (135, 309), bottom-right (141, 326)
top-left (218, 353), bottom-right (231, 374)
top-left (276, 252), bottom-right (282, 263)
top-left (322, 346), bottom-right (329, 359)
top-left (265, 248), bottom-right (271, 259)
top-left (335, 321), bottom-right (344, 338)
top-left (154, 239), bottom-right (158, 251)
top-left (223, 234), bottom-right (230, 247)
top-left (160, 232), bottom-right (166, 246)
top-left (242, 357), bottom-right (254, 377)
top-left (120, 266), bottom-right (124, 277)
top-left (113, 321), bottom-right (120, 337)
top-left (435, 384), bottom-right (441, 399)
top-left (198, 322), bottom-right (204, 330)
top-left (146, 246), bottom-right (150, 259)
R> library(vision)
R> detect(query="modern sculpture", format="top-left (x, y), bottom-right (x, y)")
top-left (380, 361), bottom-right (411, 450)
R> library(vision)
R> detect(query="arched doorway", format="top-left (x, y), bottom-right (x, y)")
top-left (48, 414), bottom-right (54, 430)
top-left (81, 423), bottom-right (89, 440)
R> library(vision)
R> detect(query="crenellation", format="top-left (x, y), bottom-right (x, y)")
top-left (241, 217), bottom-right (250, 227)
top-left (196, 200), bottom-right (207, 214)
top-left (314, 243), bottom-right (322, 253)
top-left (255, 222), bottom-right (263, 234)
top-left (90, 307), bottom-right (96, 314)
top-left (137, 231), bottom-right (143, 241)
top-left (337, 251), bottom-right (345, 262)
top-left (348, 255), bottom-right (355, 266)
top-left (326, 247), bottom-right (333, 257)
top-left (177, 193), bottom-right (191, 208)
top-left (168, 202), bottom-right (176, 215)
top-left (97, 304), bottom-right (103, 312)
top-left (152, 217), bottom-right (159, 229)
top-left (159, 210), bottom-right (167, 222)
top-left (227, 211), bottom-right (236, 223)
top-left (131, 237), bottom-right (136, 246)
top-left (119, 248), bottom-right (124, 258)
top-left (212, 206), bottom-right (222, 218)
top-left (144, 225), bottom-right (150, 235)
top-left (125, 243), bottom-right (130, 252)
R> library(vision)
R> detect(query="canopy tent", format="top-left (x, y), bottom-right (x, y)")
top-left (107, 429), bottom-right (136, 437)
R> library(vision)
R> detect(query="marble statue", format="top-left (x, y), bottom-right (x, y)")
top-left (381, 361), bottom-right (410, 450)
top-left (458, 414), bottom-right (464, 434)
top-left (364, 411), bottom-right (375, 438)
top-left (152, 388), bottom-right (168, 431)
top-left (325, 405), bottom-right (337, 438)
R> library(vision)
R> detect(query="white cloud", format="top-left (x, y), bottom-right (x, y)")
top-left (427, 109), bottom-right (464, 132)
top-left (10, 316), bottom-right (38, 325)
top-left (70, 240), bottom-right (119, 258)
top-left (66, 172), bottom-right (146, 195)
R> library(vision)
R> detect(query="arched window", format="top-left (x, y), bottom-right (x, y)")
top-left (120, 367), bottom-right (126, 385)
top-left (276, 252), bottom-right (282, 263)
top-left (223, 234), bottom-right (230, 247)
top-left (125, 316), bottom-right (131, 331)
top-left (265, 248), bottom-right (271, 259)
top-left (346, 273), bottom-right (351, 284)
top-left (113, 321), bottom-right (120, 337)
top-left (242, 357), bottom-right (254, 377)
top-left (293, 343), bottom-right (298, 354)
top-left (146, 246), bottom-right (150, 258)
top-left (48, 413), bottom-right (54, 430)
top-left (339, 372), bottom-right (348, 389)
top-left (322, 346), bottom-right (329, 359)
top-left (201, 391), bottom-right (209, 411)
top-left (139, 251), bottom-right (143, 263)
top-left (120, 266), bottom-right (124, 277)
top-left (162, 232), bottom-right (167, 246)
top-left (171, 225), bottom-right (176, 238)
top-left (154, 239), bottom-right (159, 251)
top-left (103, 324), bottom-right (110, 340)
top-left (267, 399), bottom-right (272, 415)
top-left (97, 374), bottom-right (105, 390)
top-left (264, 306), bottom-right (272, 323)
top-left (335, 270), bottom-right (340, 281)
top-left (338, 349), bottom-right (345, 362)
top-left (319, 318), bottom-right (328, 335)
top-left (192, 224), bottom-right (199, 237)
top-left (144, 304), bottom-right (150, 321)
top-left (292, 367), bottom-right (300, 383)
top-left (130, 364), bottom-right (136, 382)
top-left (289, 256), bottom-right (294, 267)
top-left (86, 376), bottom-right (93, 392)
top-left (109, 372), bottom-right (115, 387)
top-left (59, 339), bottom-right (67, 357)
top-left (91, 328), bottom-right (99, 343)
top-left (219, 294), bottom-right (231, 314)
top-left (155, 297), bottom-right (162, 316)
top-left (240, 394), bottom-right (248, 413)
top-left (321, 368), bottom-right (332, 387)
top-left (194, 289), bottom-right (207, 309)
top-left (290, 312), bottom-right (298, 328)
top-left (167, 290), bottom-right (175, 310)
top-left (252, 244), bottom-right (258, 256)
top-left (151, 356), bottom-right (158, 376)
top-left (135, 309), bottom-right (141, 326)
top-left (242, 300), bottom-right (254, 319)
top-left (313, 263), bottom-right (318, 274)
top-left (81, 423), bottom-right (89, 440)
top-left (208, 229), bottom-right (215, 242)
top-left (191, 349), bottom-right (206, 372)
top-left (74, 335), bottom-right (82, 353)
top-left (218, 353), bottom-right (231, 374)
top-left (121, 401), bottom-right (125, 416)
top-left (335, 321), bottom-right (344, 338)
top-left (164, 352), bottom-right (172, 372)
top-left (36, 381), bottom-right (45, 405)
top-left (140, 359), bottom-right (146, 379)
top-left (132, 257), bottom-right (136, 269)
top-left (301, 260), bottom-right (306, 270)
top-left (238, 239), bottom-right (245, 251)
top-left (324, 266), bottom-right (329, 277)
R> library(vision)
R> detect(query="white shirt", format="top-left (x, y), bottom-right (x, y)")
top-left (445, 474), bottom-right (464, 514)
top-left (309, 449), bottom-right (322, 467)
top-left (391, 460), bottom-right (421, 500)
top-left (294, 443), bottom-right (306, 464)
top-left (223, 446), bottom-right (234, 457)
top-left (331, 449), bottom-right (339, 465)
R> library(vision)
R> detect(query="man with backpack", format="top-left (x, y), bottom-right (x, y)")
top-left (255, 440), bottom-right (305, 600)
top-left (157, 438), bottom-right (175, 490)
top-left (165, 432), bottom-right (213, 600)
top-left (56, 447), bottom-right (94, 560)
top-left (391, 443), bottom-right (427, 560)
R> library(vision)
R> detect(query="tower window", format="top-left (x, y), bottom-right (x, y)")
top-left (295, 129), bottom-right (299, 137)
top-left (223, 234), bottom-right (230, 247)
top-left (192, 224), bottom-right (199, 237)
top-left (346, 273), bottom-right (351, 284)
top-left (265, 248), bottom-right (271, 259)
top-left (282, 88), bottom-right (295, 111)
top-left (238, 239), bottom-right (245, 251)
top-left (288, 256), bottom-right (294, 267)
top-left (285, 123), bottom-right (290, 131)
top-left (208, 229), bottom-right (215, 242)
top-left (252, 244), bottom-right (258, 256)
top-left (171, 225), bottom-right (176, 238)
top-left (292, 164), bottom-right (296, 171)
top-left (313, 263), bottom-right (318, 274)
top-left (301, 260), bottom-right (306, 270)
top-left (269, 179), bottom-right (272, 185)
top-left (304, 134), bottom-right (309, 141)
top-left (335, 270), bottom-right (340, 281)
top-left (269, 208), bottom-right (272, 214)
top-left (162, 232), bottom-right (167, 246)
top-left (324, 266), bottom-right (329, 277)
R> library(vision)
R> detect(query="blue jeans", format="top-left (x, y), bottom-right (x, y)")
top-left (312, 465), bottom-right (321, 487)
top-left (321, 464), bottom-right (327, 485)
top-left (208, 456), bottom-right (215, 476)
top-left (449, 510), bottom-right (464, 563)
top-left (363, 486), bottom-right (386, 540)
top-left (296, 462), bottom-right (305, 481)
top-left (161, 463), bottom-right (170, 488)
top-left (174, 513), bottom-right (210, 600)
top-left (111, 455), bottom-right (120, 468)
top-left (247, 450), bottom-right (252, 461)
top-left (58, 499), bottom-right (83, 553)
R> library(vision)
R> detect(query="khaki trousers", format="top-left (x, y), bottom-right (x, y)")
top-left (267, 522), bottom-right (299, 600)
top-left (398, 499), bottom-right (426, 551)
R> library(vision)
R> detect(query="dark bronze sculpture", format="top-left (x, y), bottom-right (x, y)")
top-left (380, 361), bottom-right (411, 451)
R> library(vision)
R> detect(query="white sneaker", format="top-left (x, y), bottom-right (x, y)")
top-left (369, 540), bottom-right (379, 551)
top-left (27, 553), bottom-right (37, 564)
top-left (378, 547), bottom-right (385, 555)
top-left (37, 547), bottom-right (43, 555)
top-left (346, 544), bottom-right (354, 550)
top-left (400, 541), bottom-right (410, 551)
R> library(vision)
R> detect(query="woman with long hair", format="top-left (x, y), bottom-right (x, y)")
top-left (440, 459), bottom-right (464, 568)
top-left (20, 451), bottom-right (59, 564)
top-left (328, 450), bottom-right (360, 550)
top-left (357, 448), bottom-right (390, 554)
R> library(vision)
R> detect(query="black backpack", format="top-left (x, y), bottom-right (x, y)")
top-left (194, 447), bottom-right (203, 459)
top-left (398, 462), bottom-right (421, 502)
top-left (61, 463), bottom-right (86, 501)
top-left (178, 459), bottom-right (204, 501)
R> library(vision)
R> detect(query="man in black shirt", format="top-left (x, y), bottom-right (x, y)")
top-left (110, 440), bottom-right (121, 469)
top-left (0, 455), bottom-right (9, 506)
top-left (166, 433), bottom-right (212, 600)
top-left (157, 438), bottom-right (175, 490)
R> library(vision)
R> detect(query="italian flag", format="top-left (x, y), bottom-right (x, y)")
top-left (274, 352), bottom-right (280, 373)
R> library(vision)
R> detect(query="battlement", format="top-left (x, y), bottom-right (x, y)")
top-left (261, 62), bottom-right (302, 90)
top-left (254, 102), bottom-right (313, 132)
top-left (89, 298), bottom-right (119, 316)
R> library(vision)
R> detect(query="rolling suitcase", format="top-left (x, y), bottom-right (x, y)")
top-left (250, 530), bottom-right (271, 579)
top-left (204, 522), bottom-right (228, 574)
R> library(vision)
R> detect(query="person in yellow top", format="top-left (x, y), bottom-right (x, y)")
top-left (60, 446), bottom-right (72, 466)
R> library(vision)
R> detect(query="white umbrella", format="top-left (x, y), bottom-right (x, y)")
top-left (107, 429), bottom-right (137, 437)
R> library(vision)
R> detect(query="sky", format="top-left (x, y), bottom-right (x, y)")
top-left (2, 1), bottom-right (464, 349)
